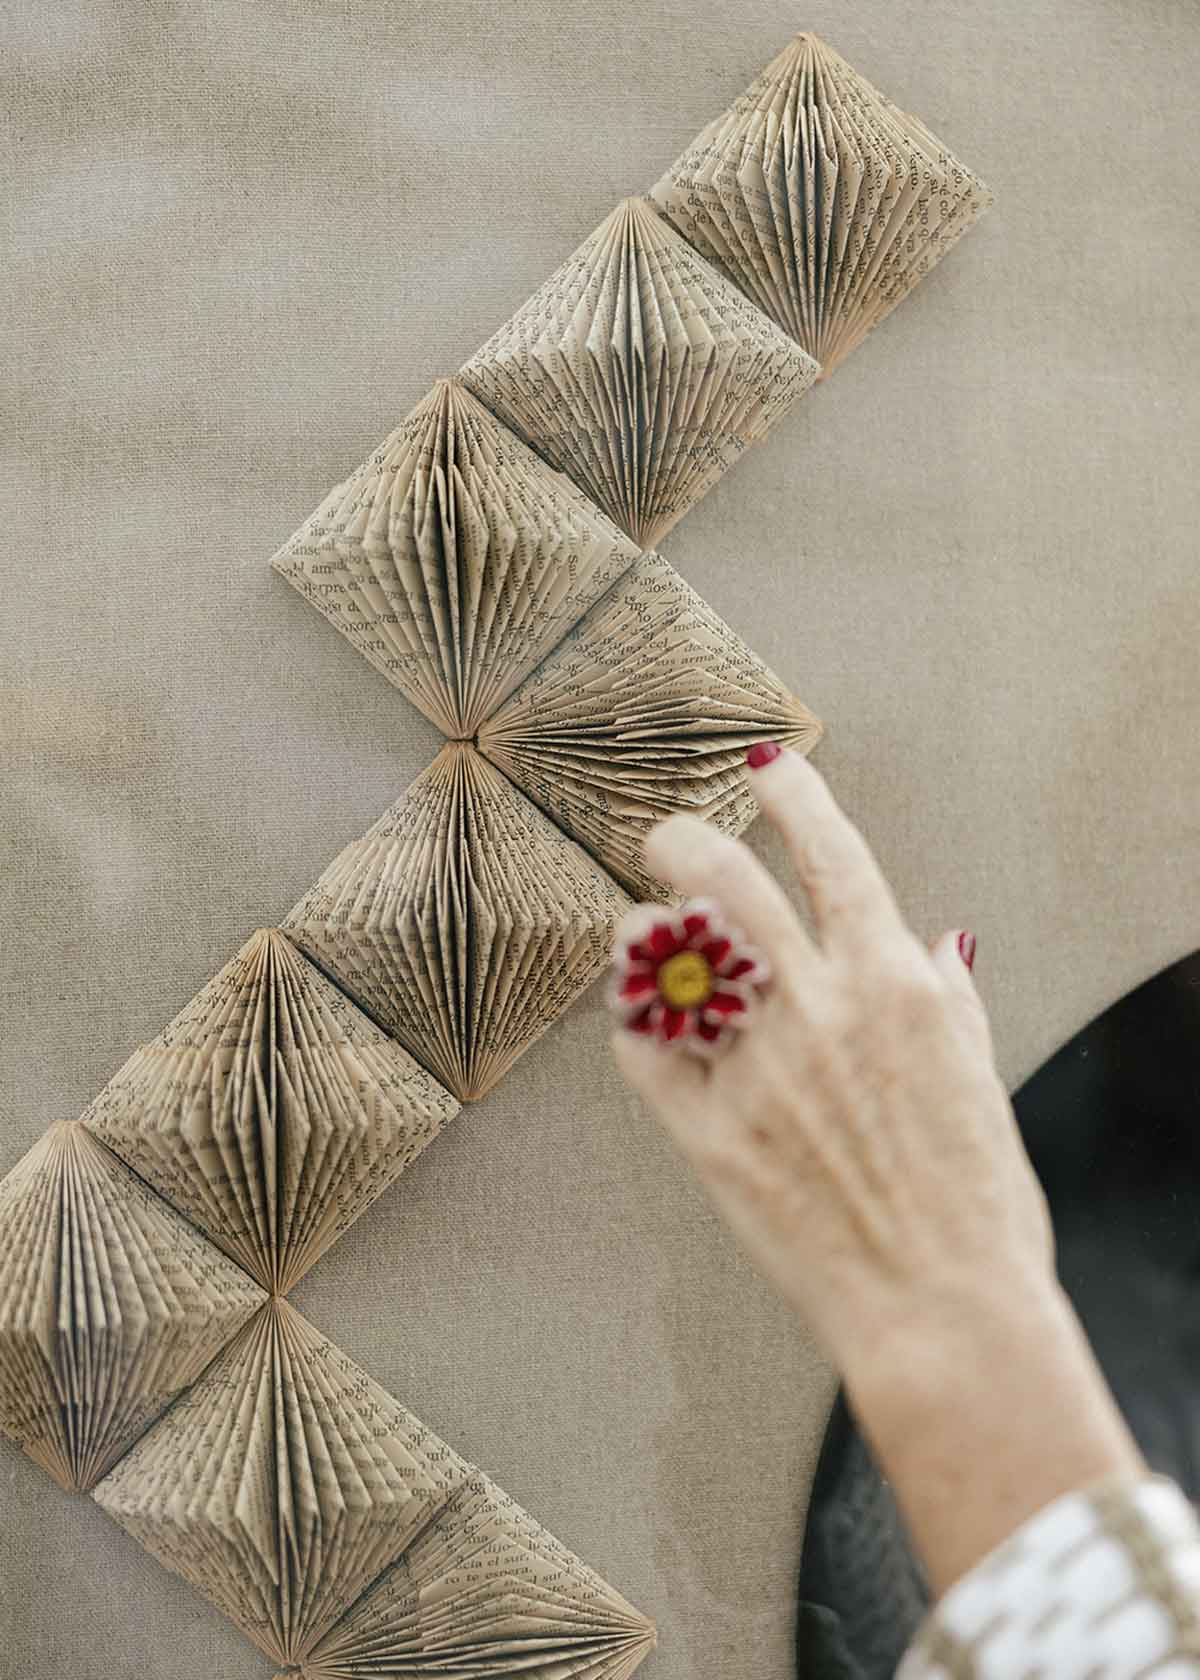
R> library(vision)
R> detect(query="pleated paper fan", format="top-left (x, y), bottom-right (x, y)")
top-left (649, 33), bottom-right (992, 373)
top-left (0, 1122), bottom-right (265, 1492)
top-left (477, 551), bottom-right (822, 900)
top-left (92, 1299), bottom-right (473, 1668)
top-left (80, 929), bottom-right (459, 1295)
top-left (460, 196), bottom-right (819, 548)
top-left (302, 1475), bottom-right (657, 1679)
top-left (271, 379), bottom-right (640, 739)
top-left (283, 743), bottom-right (633, 1102)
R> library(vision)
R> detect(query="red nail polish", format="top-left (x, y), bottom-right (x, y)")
top-left (957, 930), bottom-right (977, 972)
top-left (746, 741), bottom-right (782, 770)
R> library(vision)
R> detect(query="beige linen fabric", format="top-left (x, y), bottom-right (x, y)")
top-left (2, 2), bottom-right (1199, 1677)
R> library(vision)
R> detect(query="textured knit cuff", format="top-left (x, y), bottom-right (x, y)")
top-left (897, 1475), bottom-right (1200, 1679)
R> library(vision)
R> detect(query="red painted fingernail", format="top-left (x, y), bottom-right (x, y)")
top-left (746, 741), bottom-right (783, 770)
top-left (957, 930), bottom-right (977, 972)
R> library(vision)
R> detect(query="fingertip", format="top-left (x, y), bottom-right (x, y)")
top-left (931, 927), bottom-right (979, 988)
top-left (745, 739), bottom-right (785, 771)
top-left (642, 812), bottom-right (709, 876)
top-left (957, 929), bottom-right (977, 973)
top-left (744, 742), bottom-right (823, 806)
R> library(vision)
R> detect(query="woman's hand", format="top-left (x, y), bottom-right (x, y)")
top-left (613, 746), bottom-right (1141, 1592)
top-left (614, 744), bottom-right (1050, 1363)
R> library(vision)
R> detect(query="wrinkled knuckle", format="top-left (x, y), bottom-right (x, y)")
top-left (802, 837), bottom-right (879, 917)
top-left (814, 872), bottom-right (868, 927)
top-left (794, 836), bottom-right (837, 891)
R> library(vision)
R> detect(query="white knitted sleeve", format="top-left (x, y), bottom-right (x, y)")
top-left (897, 1477), bottom-right (1200, 1679)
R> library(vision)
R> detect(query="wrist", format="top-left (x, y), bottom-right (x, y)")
top-left (841, 1273), bottom-right (1143, 1593)
top-left (841, 1266), bottom-right (1072, 1414)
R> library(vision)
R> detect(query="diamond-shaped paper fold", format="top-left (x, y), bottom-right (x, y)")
top-left (461, 196), bottom-right (819, 548)
top-left (80, 929), bottom-right (459, 1295)
top-left (649, 33), bottom-right (992, 372)
top-left (478, 551), bottom-right (822, 899)
top-left (92, 1299), bottom-right (473, 1668)
top-left (283, 743), bottom-right (633, 1102)
top-left (0, 1121), bottom-right (266, 1492)
top-left (271, 379), bottom-right (640, 739)
top-left (303, 1474), bottom-right (657, 1679)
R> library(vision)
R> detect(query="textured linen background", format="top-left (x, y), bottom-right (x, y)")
top-left (2, 2), bottom-right (1199, 1677)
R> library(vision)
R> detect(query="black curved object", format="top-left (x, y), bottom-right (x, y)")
top-left (795, 950), bottom-right (1200, 1680)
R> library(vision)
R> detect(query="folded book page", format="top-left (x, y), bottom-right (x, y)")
top-left (284, 743), bottom-right (633, 1102)
top-left (271, 378), bottom-right (641, 740)
top-left (92, 1298), bottom-right (476, 1667)
top-left (0, 1121), bottom-right (266, 1491)
top-left (649, 32), bottom-right (992, 373)
top-left (92, 1298), bottom-right (655, 1677)
top-left (460, 196), bottom-right (819, 549)
top-left (479, 551), bottom-right (822, 900)
top-left (81, 928), bottom-right (460, 1295)
top-left (302, 1474), bottom-right (657, 1679)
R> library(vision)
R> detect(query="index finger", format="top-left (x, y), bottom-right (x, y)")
top-left (642, 812), bottom-right (817, 973)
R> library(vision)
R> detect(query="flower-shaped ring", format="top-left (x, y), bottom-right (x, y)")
top-left (609, 898), bottom-right (770, 1056)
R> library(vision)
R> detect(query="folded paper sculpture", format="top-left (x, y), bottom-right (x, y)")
top-left (284, 744), bottom-right (632, 1101)
top-left (272, 31), bottom-right (991, 1096)
top-left (94, 1296), bottom-right (657, 1676)
top-left (0, 1122), bottom-right (266, 1491)
top-left (302, 1474), bottom-right (657, 1680)
top-left (649, 33), bottom-right (992, 372)
top-left (461, 197), bottom-right (820, 547)
top-left (5, 28), bottom-right (989, 1680)
top-left (271, 379), bottom-right (640, 739)
top-left (82, 929), bottom-right (459, 1293)
top-left (93, 1298), bottom-right (473, 1666)
top-left (478, 551), bottom-right (823, 899)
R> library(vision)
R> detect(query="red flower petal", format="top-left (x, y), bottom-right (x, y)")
top-left (682, 910), bottom-right (710, 940)
top-left (646, 921), bottom-right (685, 961)
top-left (625, 941), bottom-right (651, 964)
top-left (704, 990), bottom-right (747, 1018)
top-left (697, 1019), bottom-right (723, 1042)
top-left (701, 936), bottom-right (732, 967)
top-left (619, 970), bottom-right (658, 1000)
top-left (661, 1007), bottom-right (691, 1041)
top-left (627, 1004), bottom-right (657, 1034)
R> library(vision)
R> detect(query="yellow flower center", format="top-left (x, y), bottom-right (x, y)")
top-left (658, 950), bottom-right (714, 1010)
